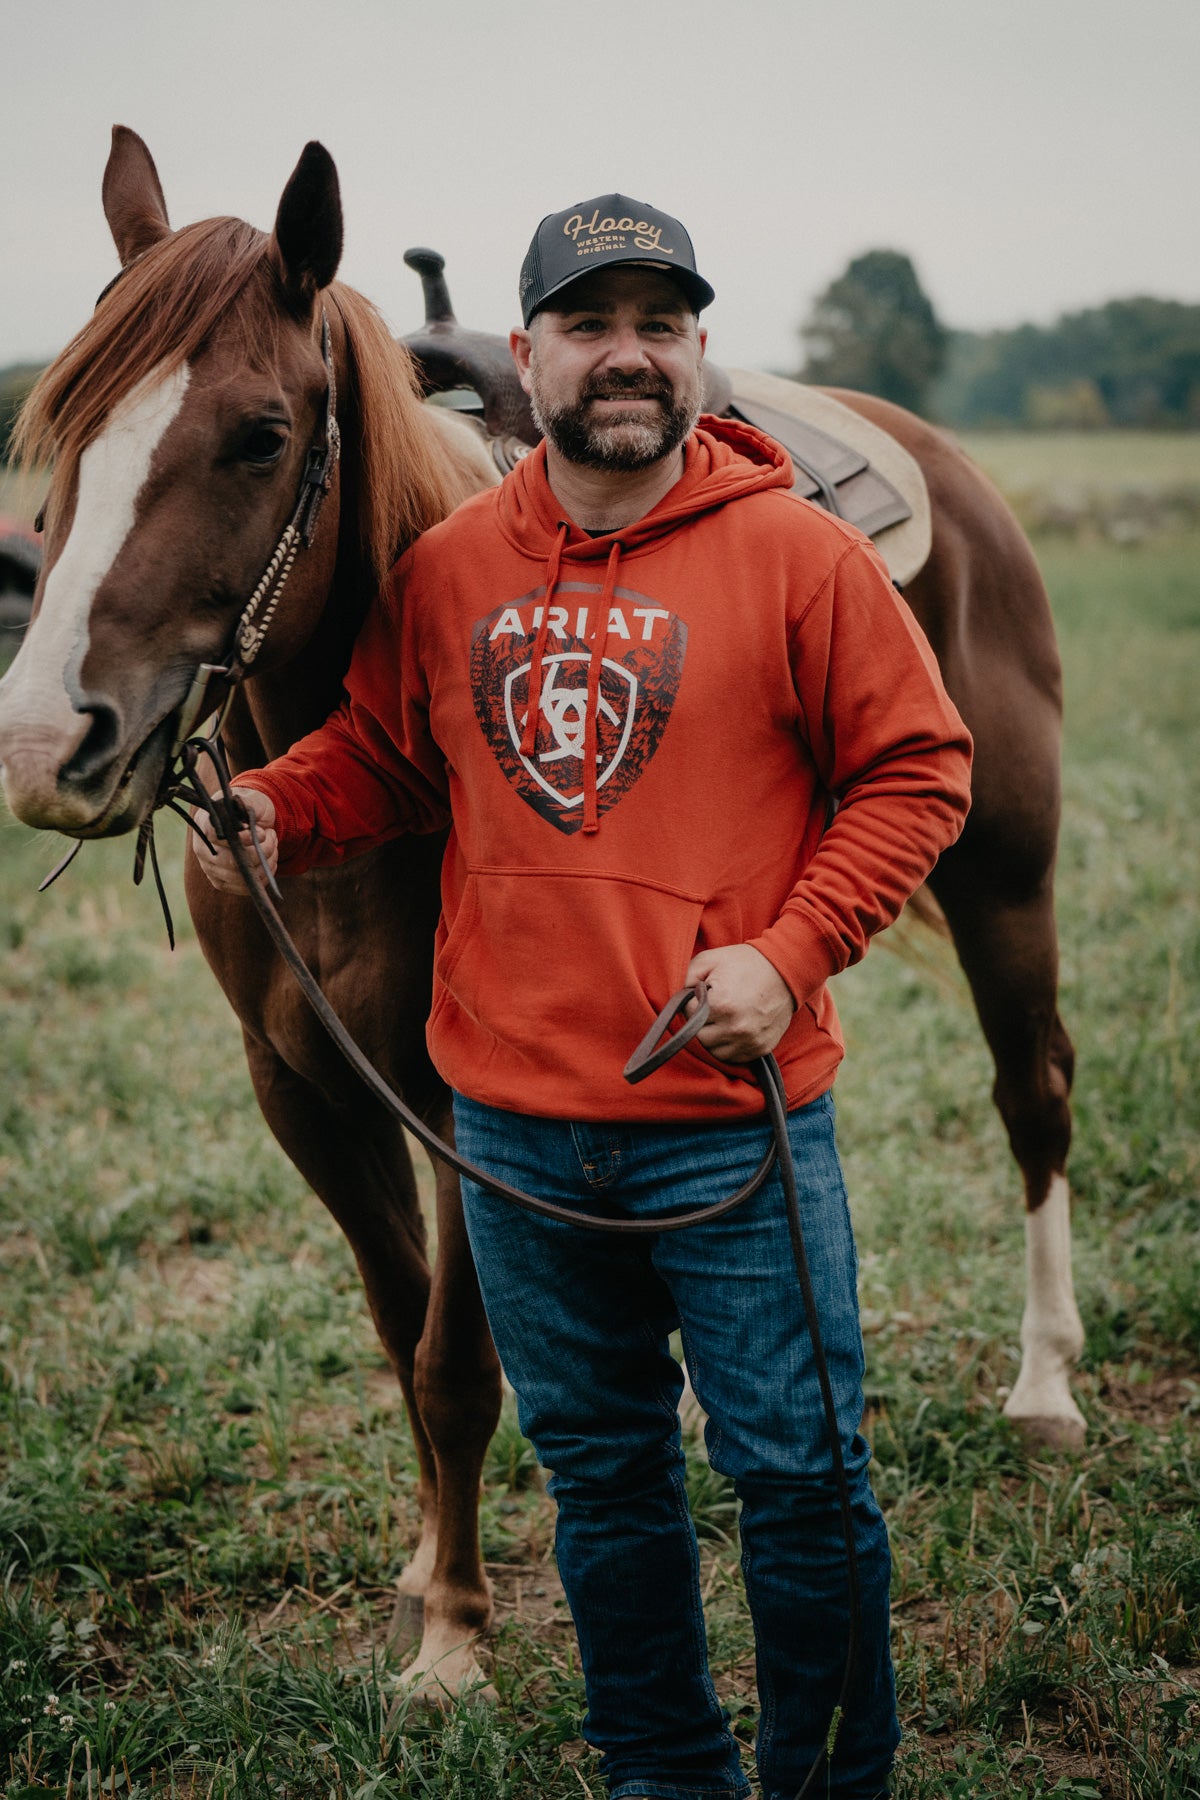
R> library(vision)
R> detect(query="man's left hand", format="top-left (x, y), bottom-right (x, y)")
top-left (683, 944), bottom-right (797, 1064)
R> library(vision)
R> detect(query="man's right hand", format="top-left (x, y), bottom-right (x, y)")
top-left (191, 787), bottom-right (279, 893)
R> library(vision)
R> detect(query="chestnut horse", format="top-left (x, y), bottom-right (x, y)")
top-left (0, 127), bottom-right (1084, 1688)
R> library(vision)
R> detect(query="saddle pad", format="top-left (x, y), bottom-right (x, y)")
top-left (722, 369), bottom-right (932, 587)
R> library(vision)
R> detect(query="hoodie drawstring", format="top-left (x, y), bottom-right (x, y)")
top-left (520, 521), bottom-right (568, 759)
top-left (582, 541), bottom-right (621, 834)
top-left (519, 524), bottom-right (621, 834)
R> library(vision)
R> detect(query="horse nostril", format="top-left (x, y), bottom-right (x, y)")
top-left (62, 700), bottom-right (124, 785)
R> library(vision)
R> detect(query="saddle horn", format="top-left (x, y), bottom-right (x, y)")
top-left (402, 246), bottom-right (538, 444)
top-left (404, 248), bottom-right (457, 328)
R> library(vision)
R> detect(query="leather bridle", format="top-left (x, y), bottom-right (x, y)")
top-left (168, 308), bottom-right (341, 758)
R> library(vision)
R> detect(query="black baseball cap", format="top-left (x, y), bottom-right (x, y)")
top-left (519, 193), bottom-right (715, 326)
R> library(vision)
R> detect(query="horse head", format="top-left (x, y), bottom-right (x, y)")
top-left (0, 127), bottom-right (346, 837)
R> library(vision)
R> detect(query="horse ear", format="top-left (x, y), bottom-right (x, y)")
top-left (102, 126), bottom-right (171, 266)
top-left (269, 142), bottom-right (343, 311)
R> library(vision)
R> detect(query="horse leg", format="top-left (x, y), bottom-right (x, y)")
top-left (395, 1123), bottom-right (504, 1703)
top-left (237, 1036), bottom-right (500, 1677)
top-left (928, 863), bottom-right (1086, 1449)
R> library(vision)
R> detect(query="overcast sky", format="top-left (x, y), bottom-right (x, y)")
top-left (4, 0), bottom-right (1197, 374)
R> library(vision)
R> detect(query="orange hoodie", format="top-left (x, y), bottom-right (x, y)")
top-left (238, 418), bottom-right (972, 1121)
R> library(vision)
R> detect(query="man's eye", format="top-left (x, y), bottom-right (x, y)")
top-left (241, 426), bottom-right (288, 466)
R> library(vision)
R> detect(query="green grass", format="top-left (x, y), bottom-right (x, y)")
top-left (957, 433), bottom-right (1200, 541)
top-left (1, 525), bottom-right (1198, 1796)
top-left (958, 432), bottom-right (1200, 497)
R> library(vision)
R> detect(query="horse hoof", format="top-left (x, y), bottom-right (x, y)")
top-left (387, 1650), bottom-right (497, 1721)
top-left (1005, 1408), bottom-right (1087, 1452)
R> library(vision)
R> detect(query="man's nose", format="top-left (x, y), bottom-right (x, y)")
top-left (601, 324), bottom-right (651, 371)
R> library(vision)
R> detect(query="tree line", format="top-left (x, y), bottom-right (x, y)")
top-left (797, 249), bottom-right (1200, 427)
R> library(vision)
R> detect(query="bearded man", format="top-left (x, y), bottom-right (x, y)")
top-left (197, 194), bottom-right (972, 1800)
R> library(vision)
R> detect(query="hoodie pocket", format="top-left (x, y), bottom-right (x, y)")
top-left (433, 867), bottom-right (706, 1070)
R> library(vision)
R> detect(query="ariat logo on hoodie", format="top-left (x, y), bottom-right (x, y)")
top-left (470, 584), bottom-right (687, 834)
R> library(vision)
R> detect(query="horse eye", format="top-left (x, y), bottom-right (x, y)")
top-left (241, 426), bottom-right (288, 466)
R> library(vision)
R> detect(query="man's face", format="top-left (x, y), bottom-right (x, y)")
top-left (511, 266), bottom-right (706, 472)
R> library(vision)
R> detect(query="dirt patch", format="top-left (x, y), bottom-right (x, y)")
top-left (148, 1246), bottom-right (240, 1310)
top-left (487, 1558), bottom-right (569, 1634)
top-left (0, 1228), bottom-right (51, 1277)
top-left (1097, 1364), bottom-right (1199, 1432)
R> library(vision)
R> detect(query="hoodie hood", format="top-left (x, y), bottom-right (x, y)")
top-left (495, 415), bottom-right (795, 559)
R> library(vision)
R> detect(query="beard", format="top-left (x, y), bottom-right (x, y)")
top-left (529, 369), bottom-right (702, 472)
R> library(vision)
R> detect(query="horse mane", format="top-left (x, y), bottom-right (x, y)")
top-left (322, 281), bottom-right (486, 583)
top-left (14, 216), bottom-right (483, 587)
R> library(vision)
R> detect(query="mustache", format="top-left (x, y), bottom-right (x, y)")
top-left (582, 376), bottom-right (673, 402)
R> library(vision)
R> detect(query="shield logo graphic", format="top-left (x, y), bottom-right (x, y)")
top-left (504, 652), bottom-right (638, 811)
top-left (471, 583), bottom-right (687, 834)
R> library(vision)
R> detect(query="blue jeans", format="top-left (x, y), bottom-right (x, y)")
top-left (453, 1089), bottom-right (898, 1800)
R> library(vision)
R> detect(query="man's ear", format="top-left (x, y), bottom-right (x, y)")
top-left (698, 324), bottom-right (708, 357)
top-left (509, 326), bottom-right (534, 396)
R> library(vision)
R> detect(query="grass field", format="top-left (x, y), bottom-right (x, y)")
top-left (1, 507), bottom-right (1198, 1794)
top-left (958, 431), bottom-right (1200, 497)
top-left (954, 433), bottom-right (1200, 542)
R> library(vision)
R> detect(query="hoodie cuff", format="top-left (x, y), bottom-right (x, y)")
top-left (747, 911), bottom-right (846, 1009)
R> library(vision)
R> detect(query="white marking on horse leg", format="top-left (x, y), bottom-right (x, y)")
top-left (0, 364), bottom-right (190, 821)
top-left (395, 1524), bottom-right (438, 1596)
top-left (1003, 1174), bottom-right (1087, 1448)
top-left (391, 1620), bottom-right (496, 1710)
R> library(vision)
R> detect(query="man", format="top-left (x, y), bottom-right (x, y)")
top-left (196, 194), bottom-right (972, 1799)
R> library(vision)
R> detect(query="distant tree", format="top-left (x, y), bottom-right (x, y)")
top-left (1025, 378), bottom-right (1110, 430)
top-left (799, 250), bottom-right (948, 415)
top-left (931, 298), bottom-right (1200, 428)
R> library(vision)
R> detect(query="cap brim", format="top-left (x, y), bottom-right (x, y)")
top-left (528, 255), bottom-right (715, 321)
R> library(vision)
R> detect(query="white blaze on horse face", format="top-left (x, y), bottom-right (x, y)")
top-left (1002, 1173), bottom-right (1087, 1448)
top-left (0, 363), bottom-right (191, 787)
